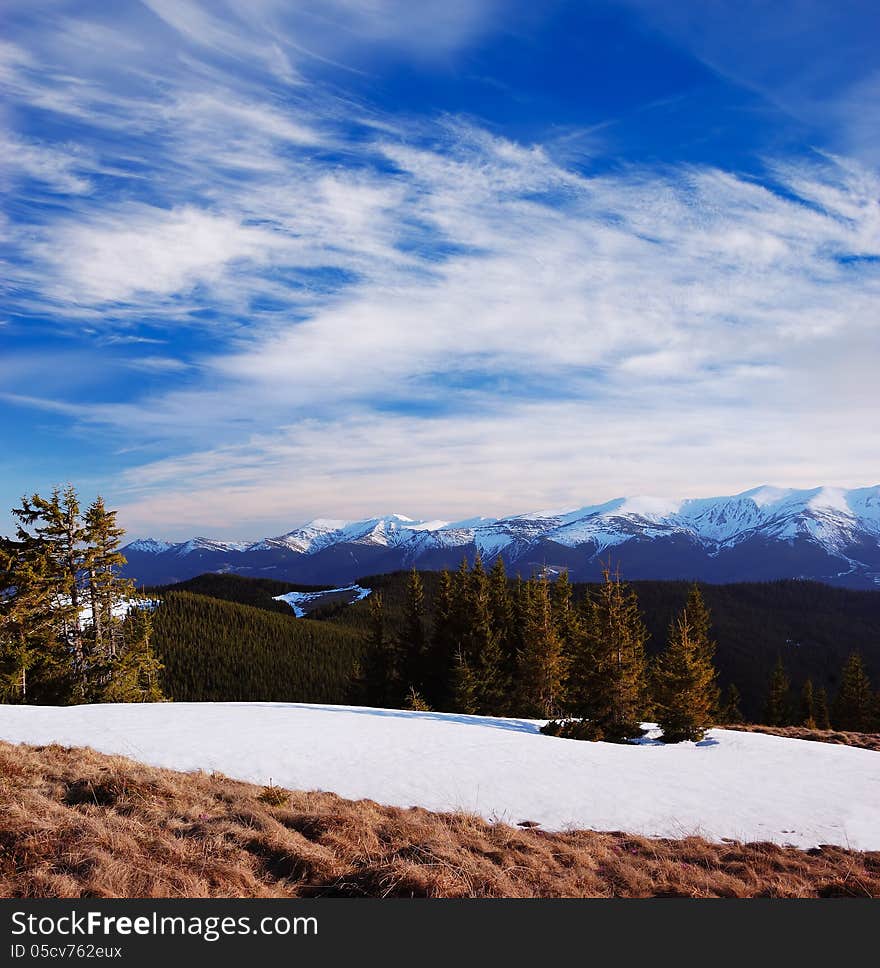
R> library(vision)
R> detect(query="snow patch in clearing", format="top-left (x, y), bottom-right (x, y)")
top-left (272, 584), bottom-right (371, 617)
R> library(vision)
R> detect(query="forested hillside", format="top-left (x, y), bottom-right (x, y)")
top-left (152, 591), bottom-right (362, 704)
top-left (172, 570), bottom-right (880, 722)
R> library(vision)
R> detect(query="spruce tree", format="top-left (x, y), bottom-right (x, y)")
top-left (102, 608), bottom-right (165, 703)
top-left (451, 649), bottom-right (478, 715)
top-left (361, 592), bottom-right (400, 707)
top-left (799, 678), bottom-right (816, 729)
top-left (562, 565), bottom-right (649, 741)
top-left (450, 556), bottom-right (473, 656)
top-left (833, 652), bottom-right (875, 732)
top-left (468, 555), bottom-right (509, 714)
top-left (719, 683), bottom-right (744, 725)
top-left (682, 584), bottom-right (720, 718)
top-left (426, 569), bottom-right (455, 708)
top-left (516, 575), bottom-right (565, 720)
top-left (400, 568), bottom-right (428, 693)
top-left (763, 656), bottom-right (791, 726)
top-left (653, 611), bottom-right (718, 743)
top-left (0, 537), bottom-right (47, 702)
top-left (553, 570), bottom-right (583, 709)
top-left (488, 556), bottom-right (513, 642)
top-left (83, 496), bottom-right (133, 665)
top-left (814, 685), bottom-right (831, 730)
top-left (12, 488), bottom-right (85, 691)
top-left (488, 556), bottom-right (518, 692)
top-left (507, 575), bottom-right (530, 709)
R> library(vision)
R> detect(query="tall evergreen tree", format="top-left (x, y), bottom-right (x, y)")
top-left (814, 685), bottom-right (831, 730)
top-left (508, 575), bottom-right (530, 707)
top-left (763, 656), bottom-right (791, 726)
top-left (488, 556), bottom-right (512, 640)
top-left (799, 678), bottom-right (816, 729)
top-left (450, 556), bottom-right (473, 653)
top-left (488, 556), bottom-right (518, 691)
top-left (719, 683), bottom-right (744, 725)
top-left (553, 570), bottom-right (583, 708)
top-left (653, 611), bottom-right (718, 743)
top-left (561, 565), bottom-right (649, 741)
top-left (426, 569), bottom-right (455, 708)
top-left (0, 535), bottom-right (58, 702)
top-left (12, 487), bottom-right (85, 691)
top-left (467, 556), bottom-right (509, 714)
top-left (833, 652), bottom-right (875, 732)
top-left (83, 496), bottom-right (133, 665)
top-left (399, 568), bottom-right (428, 693)
top-left (682, 584), bottom-right (721, 718)
top-left (102, 609), bottom-right (164, 703)
top-left (451, 648), bottom-right (478, 715)
top-left (517, 575), bottom-right (565, 719)
top-left (361, 592), bottom-right (399, 707)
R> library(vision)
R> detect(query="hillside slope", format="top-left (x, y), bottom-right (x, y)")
top-left (1, 703), bottom-right (878, 850)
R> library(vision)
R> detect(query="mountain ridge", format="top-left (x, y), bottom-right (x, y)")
top-left (122, 485), bottom-right (880, 588)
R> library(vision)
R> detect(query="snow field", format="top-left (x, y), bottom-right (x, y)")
top-left (1, 702), bottom-right (878, 849)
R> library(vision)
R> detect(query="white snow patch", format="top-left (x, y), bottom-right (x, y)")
top-left (272, 584), bottom-right (371, 617)
top-left (0, 703), bottom-right (877, 850)
top-left (73, 597), bottom-right (156, 629)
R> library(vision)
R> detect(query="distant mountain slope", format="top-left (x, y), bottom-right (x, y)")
top-left (122, 485), bottom-right (880, 588)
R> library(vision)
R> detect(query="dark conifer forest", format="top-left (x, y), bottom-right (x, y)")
top-left (148, 564), bottom-right (880, 735)
top-left (152, 591), bottom-right (361, 703)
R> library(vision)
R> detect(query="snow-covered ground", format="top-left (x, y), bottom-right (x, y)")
top-left (78, 597), bottom-right (156, 627)
top-left (272, 584), bottom-right (371, 617)
top-left (1, 702), bottom-right (878, 850)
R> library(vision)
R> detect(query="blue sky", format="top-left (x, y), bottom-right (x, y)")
top-left (2, 0), bottom-right (879, 539)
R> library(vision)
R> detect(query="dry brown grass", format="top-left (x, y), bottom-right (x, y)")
top-left (1, 740), bottom-right (878, 898)
top-left (726, 724), bottom-right (880, 752)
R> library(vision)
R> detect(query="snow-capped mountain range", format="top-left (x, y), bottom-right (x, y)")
top-left (122, 485), bottom-right (880, 589)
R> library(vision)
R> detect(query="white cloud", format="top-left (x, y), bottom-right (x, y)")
top-left (0, 134), bottom-right (94, 195)
top-left (36, 206), bottom-right (282, 304)
top-left (124, 356), bottom-right (192, 373)
top-left (223, 0), bottom-right (504, 62)
top-left (140, 0), bottom-right (301, 84)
